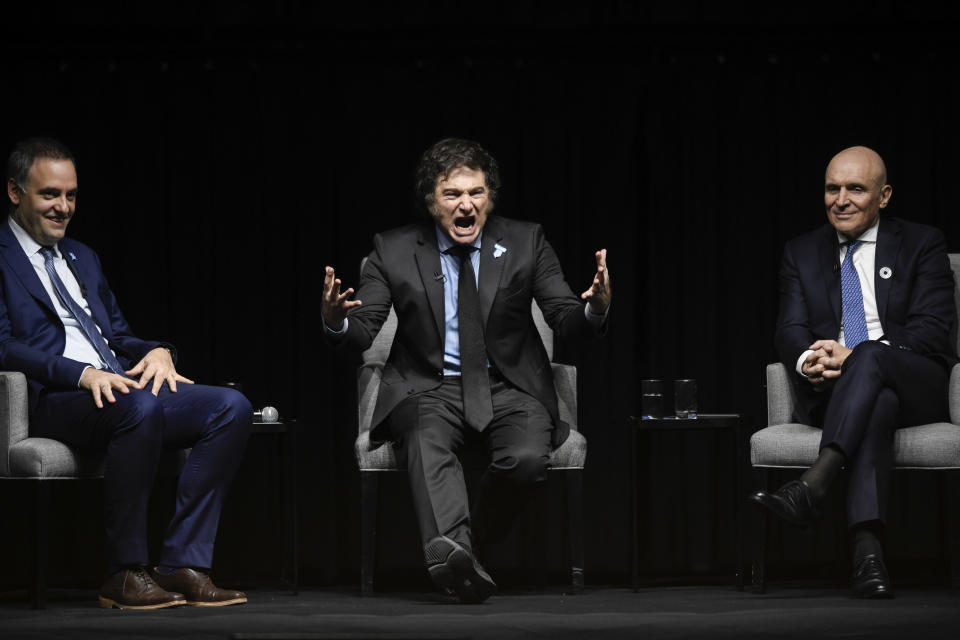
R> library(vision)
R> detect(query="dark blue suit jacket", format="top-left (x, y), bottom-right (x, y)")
top-left (774, 216), bottom-right (957, 422)
top-left (0, 219), bottom-right (169, 412)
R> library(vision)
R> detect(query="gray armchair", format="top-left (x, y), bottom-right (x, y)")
top-left (0, 371), bottom-right (187, 608)
top-left (749, 254), bottom-right (960, 592)
top-left (356, 300), bottom-right (587, 595)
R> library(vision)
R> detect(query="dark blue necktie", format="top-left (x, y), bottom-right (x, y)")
top-left (39, 247), bottom-right (125, 375)
top-left (451, 245), bottom-right (493, 431)
top-left (840, 240), bottom-right (869, 349)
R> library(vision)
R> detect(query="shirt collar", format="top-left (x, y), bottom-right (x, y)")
top-left (7, 216), bottom-right (60, 259)
top-left (836, 218), bottom-right (880, 245)
top-left (435, 225), bottom-right (482, 254)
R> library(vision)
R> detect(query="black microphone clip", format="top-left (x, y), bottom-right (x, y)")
top-left (434, 271), bottom-right (446, 284)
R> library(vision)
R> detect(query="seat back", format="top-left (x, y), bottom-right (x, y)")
top-left (949, 253), bottom-right (960, 356)
top-left (0, 371), bottom-right (30, 477)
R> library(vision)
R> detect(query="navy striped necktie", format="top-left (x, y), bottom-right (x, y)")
top-left (39, 247), bottom-right (125, 375)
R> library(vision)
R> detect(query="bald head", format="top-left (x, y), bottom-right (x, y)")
top-left (823, 146), bottom-right (892, 239)
top-left (827, 146), bottom-right (888, 187)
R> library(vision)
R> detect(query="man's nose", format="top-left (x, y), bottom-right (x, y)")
top-left (836, 188), bottom-right (849, 207)
top-left (54, 196), bottom-right (70, 212)
top-left (457, 196), bottom-right (474, 212)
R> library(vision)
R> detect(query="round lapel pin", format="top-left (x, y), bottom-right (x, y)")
top-left (879, 266), bottom-right (892, 280)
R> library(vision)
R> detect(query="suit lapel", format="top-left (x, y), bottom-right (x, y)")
top-left (60, 239), bottom-right (113, 339)
top-left (0, 220), bottom-right (58, 316)
top-left (478, 218), bottom-right (506, 328)
top-left (818, 226), bottom-right (842, 329)
top-left (413, 226), bottom-right (445, 342)
top-left (874, 217), bottom-right (901, 328)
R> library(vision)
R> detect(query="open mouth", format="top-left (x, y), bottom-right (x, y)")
top-left (46, 213), bottom-right (71, 225)
top-left (453, 215), bottom-right (476, 235)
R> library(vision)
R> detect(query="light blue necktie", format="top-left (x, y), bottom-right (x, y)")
top-left (840, 240), bottom-right (869, 349)
top-left (39, 247), bottom-right (125, 375)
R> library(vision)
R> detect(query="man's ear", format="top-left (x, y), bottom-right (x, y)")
top-left (7, 178), bottom-right (22, 207)
top-left (878, 184), bottom-right (893, 209)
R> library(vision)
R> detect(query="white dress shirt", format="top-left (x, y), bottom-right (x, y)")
top-left (795, 219), bottom-right (885, 375)
top-left (8, 218), bottom-right (111, 382)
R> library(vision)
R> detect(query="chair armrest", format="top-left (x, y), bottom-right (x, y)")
top-left (0, 371), bottom-right (30, 477)
top-left (551, 363), bottom-right (578, 430)
top-left (950, 364), bottom-right (960, 425)
top-left (765, 363), bottom-right (797, 427)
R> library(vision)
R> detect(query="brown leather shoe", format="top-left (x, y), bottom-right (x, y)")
top-left (150, 567), bottom-right (247, 607)
top-left (99, 566), bottom-right (186, 610)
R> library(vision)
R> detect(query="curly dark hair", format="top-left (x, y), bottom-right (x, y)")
top-left (414, 138), bottom-right (500, 212)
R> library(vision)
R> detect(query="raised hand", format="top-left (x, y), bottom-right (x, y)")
top-left (322, 266), bottom-right (362, 330)
top-left (580, 249), bottom-right (611, 314)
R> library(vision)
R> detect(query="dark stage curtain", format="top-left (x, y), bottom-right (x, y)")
top-left (2, 3), bottom-right (959, 586)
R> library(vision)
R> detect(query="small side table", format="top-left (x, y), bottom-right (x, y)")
top-left (628, 413), bottom-right (745, 591)
top-left (252, 419), bottom-right (298, 592)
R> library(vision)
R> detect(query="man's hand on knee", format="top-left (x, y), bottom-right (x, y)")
top-left (125, 347), bottom-right (195, 396)
top-left (79, 369), bottom-right (139, 409)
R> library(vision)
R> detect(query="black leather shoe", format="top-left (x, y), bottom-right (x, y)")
top-left (99, 566), bottom-right (186, 610)
top-left (424, 535), bottom-right (497, 604)
top-left (851, 554), bottom-right (894, 599)
top-left (748, 479), bottom-right (822, 528)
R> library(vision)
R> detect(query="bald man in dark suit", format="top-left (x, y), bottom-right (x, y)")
top-left (751, 146), bottom-right (957, 598)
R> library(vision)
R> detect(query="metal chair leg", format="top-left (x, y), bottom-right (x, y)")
top-left (31, 481), bottom-right (50, 609)
top-left (751, 468), bottom-right (769, 594)
top-left (360, 472), bottom-right (378, 596)
top-left (565, 469), bottom-right (584, 594)
top-left (943, 470), bottom-right (960, 589)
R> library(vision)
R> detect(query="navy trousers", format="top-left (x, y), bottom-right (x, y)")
top-left (819, 341), bottom-right (949, 526)
top-left (388, 376), bottom-right (554, 556)
top-left (30, 383), bottom-right (252, 574)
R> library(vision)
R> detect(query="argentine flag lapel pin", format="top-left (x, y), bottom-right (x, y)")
top-left (493, 243), bottom-right (507, 258)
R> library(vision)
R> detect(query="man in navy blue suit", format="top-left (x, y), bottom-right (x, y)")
top-left (751, 146), bottom-right (957, 598)
top-left (0, 138), bottom-right (252, 609)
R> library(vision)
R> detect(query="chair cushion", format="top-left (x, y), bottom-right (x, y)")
top-left (8, 438), bottom-right (104, 478)
top-left (355, 428), bottom-right (586, 472)
top-left (752, 422), bottom-right (960, 469)
top-left (7, 438), bottom-right (190, 479)
top-left (550, 429), bottom-right (586, 469)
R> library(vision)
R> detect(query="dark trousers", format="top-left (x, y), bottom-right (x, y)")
top-left (387, 376), bottom-right (554, 557)
top-left (819, 341), bottom-right (949, 526)
top-left (30, 383), bottom-right (252, 574)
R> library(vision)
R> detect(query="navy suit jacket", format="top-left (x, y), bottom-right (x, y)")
top-left (334, 216), bottom-right (602, 449)
top-left (0, 218), bottom-right (169, 412)
top-left (774, 216), bottom-right (957, 423)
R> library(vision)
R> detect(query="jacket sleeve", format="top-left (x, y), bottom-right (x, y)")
top-left (886, 228), bottom-right (956, 357)
top-left (0, 276), bottom-right (88, 388)
top-left (530, 224), bottom-right (606, 342)
top-left (774, 240), bottom-right (817, 369)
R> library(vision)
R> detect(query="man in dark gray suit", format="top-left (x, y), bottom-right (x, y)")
top-left (323, 138), bottom-right (610, 603)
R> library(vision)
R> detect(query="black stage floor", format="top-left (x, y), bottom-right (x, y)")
top-left (2, 585), bottom-right (959, 639)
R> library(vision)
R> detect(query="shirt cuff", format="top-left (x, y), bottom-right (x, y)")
top-left (77, 365), bottom-right (93, 388)
top-left (795, 350), bottom-right (814, 377)
top-left (584, 302), bottom-right (609, 329)
top-left (323, 316), bottom-right (348, 335)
